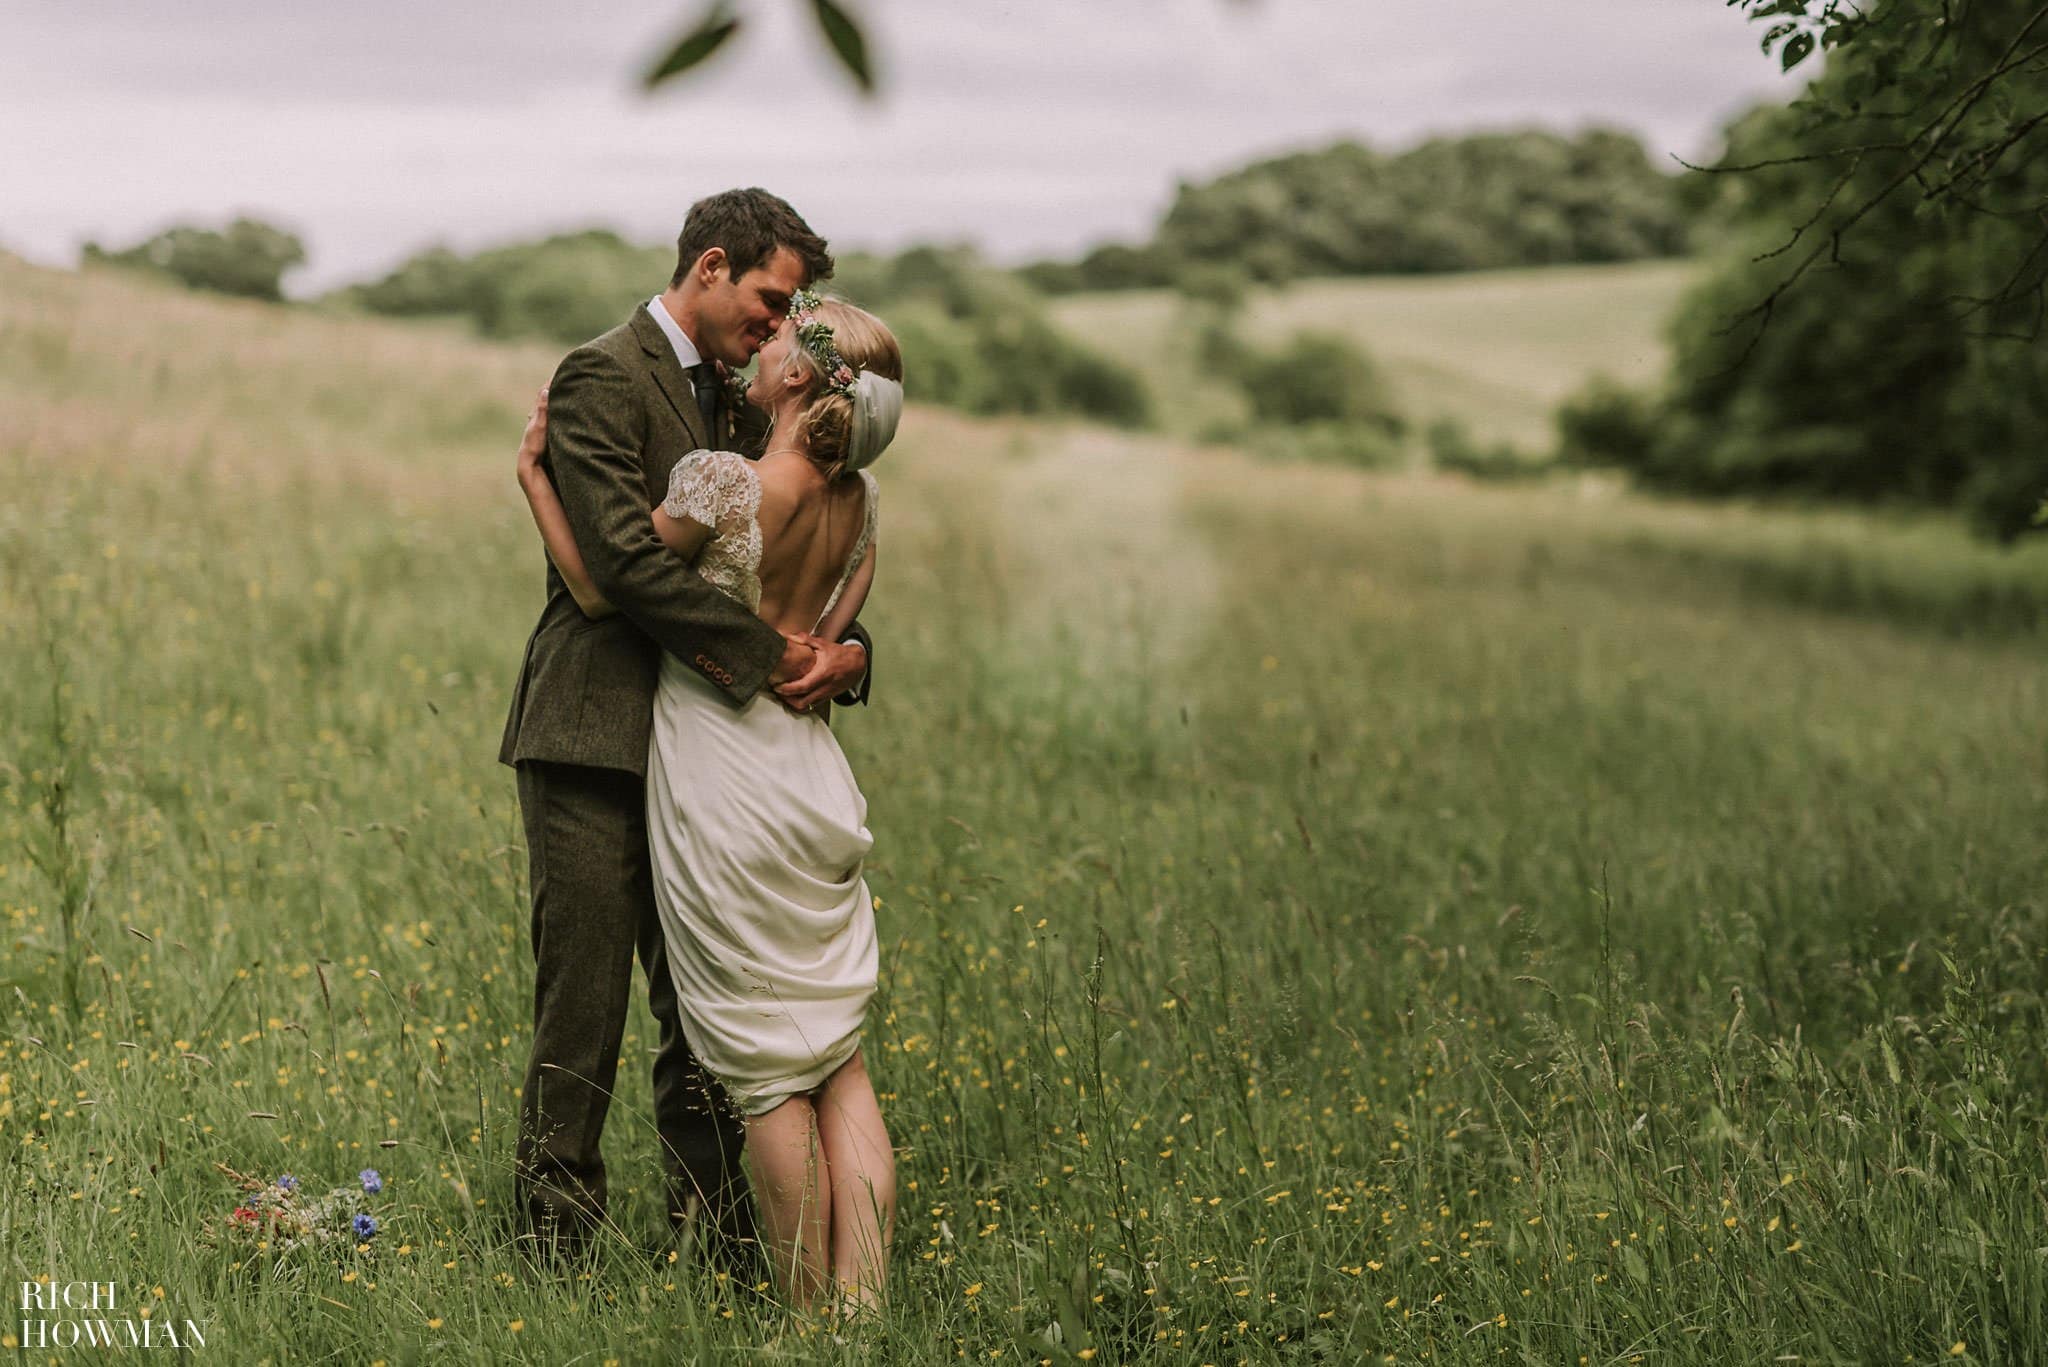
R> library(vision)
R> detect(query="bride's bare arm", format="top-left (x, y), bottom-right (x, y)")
top-left (516, 388), bottom-right (616, 619)
top-left (520, 387), bottom-right (723, 616)
top-left (650, 502), bottom-right (715, 562)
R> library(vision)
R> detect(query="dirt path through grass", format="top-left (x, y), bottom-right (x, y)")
top-left (988, 426), bottom-right (1222, 700)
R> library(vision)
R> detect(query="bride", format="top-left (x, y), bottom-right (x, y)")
top-left (515, 290), bottom-right (901, 1316)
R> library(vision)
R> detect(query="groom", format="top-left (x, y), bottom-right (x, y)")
top-left (498, 188), bottom-right (872, 1266)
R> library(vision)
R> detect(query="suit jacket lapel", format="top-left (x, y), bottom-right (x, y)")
top-left (631, 305), bottom-right (710, 450)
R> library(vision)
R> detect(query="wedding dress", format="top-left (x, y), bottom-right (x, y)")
top-left (644, 449), bottom-right (880, 1116)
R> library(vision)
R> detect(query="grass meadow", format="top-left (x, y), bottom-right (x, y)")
top-left (3, 252), bottom-right (2047, 1364)
top-left (1049, 261), bottom-right (1695, 450)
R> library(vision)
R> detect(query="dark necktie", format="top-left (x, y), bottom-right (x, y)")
top-left (689, 362), bottom-right (719, 438)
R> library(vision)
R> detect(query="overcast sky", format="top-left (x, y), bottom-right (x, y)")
top-left (2, 1), bottom-right (1805, 293)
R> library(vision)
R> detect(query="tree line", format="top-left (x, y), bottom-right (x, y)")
top-left (1021, 128), bottom-right (1695, 293)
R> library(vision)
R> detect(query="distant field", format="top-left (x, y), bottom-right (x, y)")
top-left (1050, 259), bottom-right (1697, 450)
top-left (4, 254), bottom-right (2045, 1364)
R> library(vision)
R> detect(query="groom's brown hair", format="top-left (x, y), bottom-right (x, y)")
top-left (672, 188), bottom-right (834, 288)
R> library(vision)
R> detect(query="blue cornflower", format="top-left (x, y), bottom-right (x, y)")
top-left (352, 1213), bottom-right (378, 1240)
top-left (358, 1168), bottom-right (383, 1194)
top-left (277, 1174), bottom-right (298, 1192)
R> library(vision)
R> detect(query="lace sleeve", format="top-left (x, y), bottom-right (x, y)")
top-left (662, 449), bottom-right (760, 532)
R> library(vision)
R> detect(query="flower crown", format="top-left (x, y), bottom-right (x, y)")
top-left (787, 288), bottom-right (859, 396)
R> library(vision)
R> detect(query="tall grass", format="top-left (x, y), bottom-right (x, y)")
top-left (2, 255), bottom-right (2045, 1364)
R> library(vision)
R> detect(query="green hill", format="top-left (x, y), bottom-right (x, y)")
top-left (1050, 259), bottom-right (1695, 449)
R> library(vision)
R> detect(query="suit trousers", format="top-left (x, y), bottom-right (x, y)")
top-left (512, 759), bottom-right (757, 1258)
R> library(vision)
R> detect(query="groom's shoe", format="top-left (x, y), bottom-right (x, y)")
top-left (654, 1216), bottom-right (767, 1286)
top-left (665, 1183), bottom-right (768, 1285)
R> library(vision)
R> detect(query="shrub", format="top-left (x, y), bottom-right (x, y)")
top-left (847, 253), bottom-right (1152, 428)
top-left (1234, 331), bottom-right (1404, 434)
top-left (1275, 421), bottom-right (1407, 471)
top-left (1172, 264), bottom-right (1247, 314)
top-left (84, 218), bottom-right (306, 302)
top-left (1190, 308), bottom-right (1250, 373)
top-left (885, 307), bottom-right (993, 412)
top-left (471, 232), bottom-right (666, 343)
top-left (1554, 376), bottom-right (1661, 471)
top-left (340, 247), bottom-right (475, 318)
top-left (1014, 259), bottom-right (1086, 295)
top-left (340, 230), bottom-right (668, 344)
top-left (1428, 418), bottom-right (1540, 481)
top-left (1072, 242), bottom-right (1177, 291)
top-left (1049, 347), bottom-right (1152, 428)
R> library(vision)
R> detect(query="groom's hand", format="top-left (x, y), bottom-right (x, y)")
top-left (768, 634), bottom-right (818, 688)
top-left (775, 634), bottom-right (866, 713)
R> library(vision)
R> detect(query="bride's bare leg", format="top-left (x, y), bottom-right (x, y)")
top-left (742, 1096), bottom-right (830, 1309)
top-left (815, 1048), bottom-right (895, 1312)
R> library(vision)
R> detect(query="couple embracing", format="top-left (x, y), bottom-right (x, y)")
top-left (497, 188), bottom-right (901, 1316)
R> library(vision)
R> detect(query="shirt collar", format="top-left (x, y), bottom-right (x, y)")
top-left (646, 294), bottom-right (703, 370)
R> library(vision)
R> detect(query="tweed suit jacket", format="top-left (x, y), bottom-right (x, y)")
top-left (499, 303), bottom-right (873, 778)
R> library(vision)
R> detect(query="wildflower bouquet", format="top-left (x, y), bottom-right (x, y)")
top-left (206, 1163), bottom-right (388, 1254)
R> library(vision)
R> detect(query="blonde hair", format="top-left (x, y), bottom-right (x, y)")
top-left (789, 298), bottom-right (903, 480)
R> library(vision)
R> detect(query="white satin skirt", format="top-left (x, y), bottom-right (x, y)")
top-left (646, 657), bottom-right (878, 1115)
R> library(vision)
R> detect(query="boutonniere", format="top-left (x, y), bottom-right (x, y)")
top-left (715, 360), bottom-right (752, 413)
